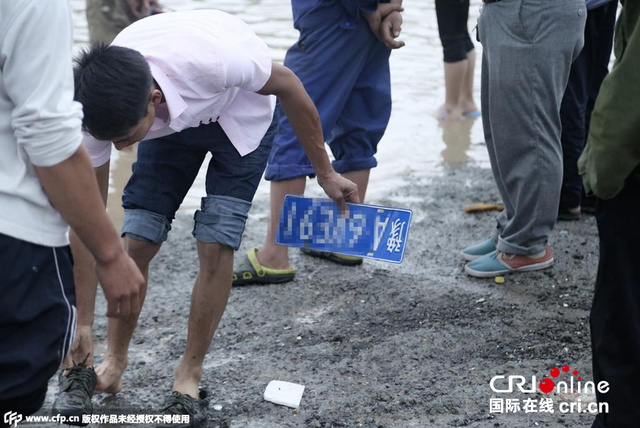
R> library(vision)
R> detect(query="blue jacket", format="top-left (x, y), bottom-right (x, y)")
top-left (291, 0), bottom-right (380, 29)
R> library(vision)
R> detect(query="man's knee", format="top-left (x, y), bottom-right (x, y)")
top-left (124, 236), bottom-right (161, 267)
top-left (197, 243), bottom-right (233, 277)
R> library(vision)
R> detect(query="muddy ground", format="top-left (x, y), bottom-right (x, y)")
top-left (39, 164), bottom-right (600, 428)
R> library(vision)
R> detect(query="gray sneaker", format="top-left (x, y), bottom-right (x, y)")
top-left (51, 355), bottom-right (97, 426)
top-left (161, 390), bottom-right (209, 428)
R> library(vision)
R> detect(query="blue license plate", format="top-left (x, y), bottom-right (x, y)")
top-left (276, 195), bottom-right (412, 264)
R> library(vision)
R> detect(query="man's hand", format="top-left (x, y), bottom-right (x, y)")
top-left (96, 250), bottom-right (143, 319)
top-left (317, 172), bottom-right (360, 212)
top-left (379, 11), bottom-right (405, 49)
top-left (362, 3), bottom-right (403, 46)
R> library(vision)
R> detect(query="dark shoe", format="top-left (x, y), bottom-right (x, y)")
top-left (51, 355), bottom-right (97, 426)
top-left (232, 248), bottom-right (296, 286)
top-left (558, 206), bottom-right (581, 221)
top-left (161, 390), bottom-right (209, 428)
top-left (300, 247), bottom-right (363, 266)
top-left (581, 195), bottom-right (598, 215)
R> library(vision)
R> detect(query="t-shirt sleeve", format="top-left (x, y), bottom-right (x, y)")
top-left (82, 133), bottom-right (112, 167)
top-left (223, 34), bottom-right (273, 92)
top-left (3, 0), bottom-right (83, 167)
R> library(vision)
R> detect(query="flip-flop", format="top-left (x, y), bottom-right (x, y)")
top-left (463, 109), bottom-right (482, 118)
top-left (300, 248), bottom-right (363, 266)
top-left (435, 106), bottom-right (465, 121)
top-left (232, 248), bottom-right (296, 286)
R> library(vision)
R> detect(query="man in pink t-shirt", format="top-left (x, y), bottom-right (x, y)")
top-left (63, 10), bottom-right (357, 424)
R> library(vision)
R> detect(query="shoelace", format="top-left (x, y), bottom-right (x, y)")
top-left (67, 371), bottom-right (94, 392)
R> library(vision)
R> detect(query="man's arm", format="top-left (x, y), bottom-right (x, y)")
top-left (258, 63), bottom-right (359, 210)
top-left (61, 161), bottom-right (110, 365)
top-left (69, 161), bottom-right (110, 329)
top-left (4, 0), bottom-right (143, 320)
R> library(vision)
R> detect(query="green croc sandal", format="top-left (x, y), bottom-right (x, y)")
top-left (300, 248), bottom-right (363, 266)
top-left (232, 248), bottom-right (296, 286)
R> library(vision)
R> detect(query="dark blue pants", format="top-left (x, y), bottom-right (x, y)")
top-left (265, 2), bottom-right (391, 181)
top-left (0, 234), bottom-right (76, 417)
top-left (591, 178), bottom-right (640, 427)
top-left (559, 1), bottom-right (617, 209)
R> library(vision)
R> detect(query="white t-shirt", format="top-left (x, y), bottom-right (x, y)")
top-left (84, 10), bottom-right (277, 167)
top-left (0, 0), bottom-right (84, 247)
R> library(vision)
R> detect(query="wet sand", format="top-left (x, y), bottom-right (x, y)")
top-left (41, 1), bottom-right (600, 427)
top-left (39, 164), bottom-right (599, 427)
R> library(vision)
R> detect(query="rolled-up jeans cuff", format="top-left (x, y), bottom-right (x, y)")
top-left (121, 208), bottom-right (171, 244)
top-left (192, 195), bottom-right (252, 250)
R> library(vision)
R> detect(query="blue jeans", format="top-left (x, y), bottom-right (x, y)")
top-left (122, 113), bottom-right (278, 250)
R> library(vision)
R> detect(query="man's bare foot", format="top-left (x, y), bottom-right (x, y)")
top-left (460, 100), bottom-right (479, 115)
top-left (436, 105), bottom-right (464, 121)
top-left (95, 355), bottom-right (127, 394)
top-left (256, 247), bottom-right (291, 270)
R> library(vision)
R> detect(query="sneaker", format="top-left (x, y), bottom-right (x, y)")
top-left (460, 238), bottom-right (496, 261)
top-left (161, 390), bottom-right (209, 428)
top-left (465, 247), bottom-right (554, 278)
top-left (51, 355), bottom-right (97, 426)
top-left (558, 206), bottom-right (581, 221)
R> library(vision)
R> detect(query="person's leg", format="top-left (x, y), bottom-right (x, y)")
top-left (585, 0), bottom-right (618, 136)
top-left (0, 235), bottom-right (75, 416)
top-left (257, 177), bottom-right (305, 270)
top-left (459, 47), bottom-right (478, 114)
top-left (436, 0), bottom-right (472, 120)
top-left (95, 131), bottom-right (207, 393)
top-left (559, 37), bottom-right (590, 212)
top-left (342, 170), bottom-right (370, 202)
top-left (477, 7), bottom-right (511, 248)
top-left (480, 0), bottom-right (585, 256)
top-left (442, 61), bottom-right (468, 120)
top-left (95, 237), bottom-right (161, 393)
top-left (180, 119), bottom-right (273, 394)
top-left (591, 179), bottom-right (640, 427)
top-left (258, 12), bottom-right (376, 271)
top-left (172, 242), bottom-right (233, 397)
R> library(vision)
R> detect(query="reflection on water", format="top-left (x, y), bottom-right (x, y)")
top-left (440, 116), bottom-right (479, 170)
top-left (70, 0), bottom-right (487, 226)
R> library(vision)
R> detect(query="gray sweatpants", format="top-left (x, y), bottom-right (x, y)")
top-left (478, 0), bottom-right (586, 255)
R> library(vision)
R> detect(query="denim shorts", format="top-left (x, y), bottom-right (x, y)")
top-left (122, 112), bottom-right (277, 250)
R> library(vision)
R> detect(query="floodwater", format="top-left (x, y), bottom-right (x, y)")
top-left (70, 0), bottom-right (488, 229)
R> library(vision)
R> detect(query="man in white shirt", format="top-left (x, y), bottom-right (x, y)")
top-left (68, 9), bottom-right (358, 424)
top-left (0, 0), bottom-right (143, 419)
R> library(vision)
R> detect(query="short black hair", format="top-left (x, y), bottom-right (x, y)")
top-left (74, 44), bottom-right (153, 140)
